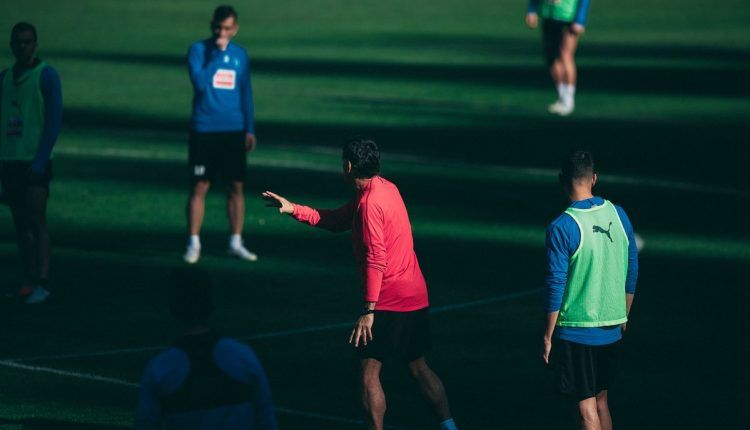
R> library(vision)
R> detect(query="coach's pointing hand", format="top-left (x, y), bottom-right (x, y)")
top-left (262, 191), bottom-right (295, 214)
top-left (349, 313), bottom-right (374, 347)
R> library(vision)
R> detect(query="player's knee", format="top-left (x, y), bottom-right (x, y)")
top-left (191, 181), bottom-right (210, 197)
top-left (578, 398), bottom-right (598, 422)
top-left (227, 182), bottom-right (243, 196)
top-left (596, 391), bottom-right (609, 408)
top-left (407, 359), bottom-right (429, 380)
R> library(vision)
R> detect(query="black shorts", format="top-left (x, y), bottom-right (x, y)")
top-left (550, 338), bottom-right (620, 400)
top-left (188, 130), bottom-right (247, 184)
top-left (542, 19), bottom-right (572, 66)
top-left (0, 161), bottom-right (53, 203)
top-left (356, 308), bottom-right (432, 363)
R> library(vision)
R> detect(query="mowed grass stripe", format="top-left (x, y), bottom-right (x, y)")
top-left (54, 144), bottom-right (750, 197)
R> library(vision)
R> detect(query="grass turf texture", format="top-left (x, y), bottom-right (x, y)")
top-left (0, 0), bottom-right (749, 428)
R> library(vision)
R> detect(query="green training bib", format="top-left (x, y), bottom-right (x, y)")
top-left (540, 0), bottom-right (580, 23)
top-left (1, 61), bottom-right (47, 161)
top-left (558, 200), bottom-right (629, 327)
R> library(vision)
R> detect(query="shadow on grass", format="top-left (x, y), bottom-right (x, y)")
top-left (56, 106), bottom-right (750, 189)
top-left (46, 36), bottom-right (750, 97)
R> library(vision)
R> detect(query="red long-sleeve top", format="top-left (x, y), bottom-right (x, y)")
top-left (291, 176), bottom-right (429, 312)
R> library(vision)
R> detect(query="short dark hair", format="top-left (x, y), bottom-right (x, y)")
top-left (212, 5), bottom-right (238, 22)
top-left (343, 137), bottom-right (380, 178)
top-left (560, 150), bottom-right (595, 185)
top-left (169, 267), bottom-right (214, 326)
top-left (11, 22), bottom-right (37, 42)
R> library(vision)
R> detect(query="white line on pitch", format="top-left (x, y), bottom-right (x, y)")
top-left (5, 288), bottom-right (541, 363)
top-left (0, 360), bottom-right (394, 428)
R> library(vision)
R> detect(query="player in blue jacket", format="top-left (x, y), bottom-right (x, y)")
top-left (135, 268), bottom-right (277, 430)
top-left (184, 5), bottom-right (258, 264)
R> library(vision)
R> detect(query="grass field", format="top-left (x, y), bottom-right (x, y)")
top-left (0, 0), bottom-right (749, 428)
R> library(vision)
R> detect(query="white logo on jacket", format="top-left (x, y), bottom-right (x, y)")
top-left (212, 69), bottom-right (236, 90)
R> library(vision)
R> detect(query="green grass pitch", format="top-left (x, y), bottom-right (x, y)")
top-left (0, 0), bottom-right (748, 428)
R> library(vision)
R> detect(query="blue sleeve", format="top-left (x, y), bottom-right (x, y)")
top-left (216, 340), bottom-right (277, 430)
top-left (32, 66), bottom-right (62, 174)
top-left (241, 54), bottom-right (255, 135)
top-left (574, 0), bottom-right (591, 25)
top-left (188, 42), bottom-right (218, 93)
top-left (545, 216), bottom-right (581, 312)
top-left (528, 0), bottom-right (540, 13)
top-left (616, 206), bottom-right (639, 294)
top-left (134, 362), bottom-right (162, 430)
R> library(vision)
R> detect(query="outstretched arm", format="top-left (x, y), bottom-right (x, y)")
top-left (262, 191), bottom-right (354, 232)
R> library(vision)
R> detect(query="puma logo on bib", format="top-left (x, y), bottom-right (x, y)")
top-left (592, 222), bottom-right (613, 243)
top-left (212, 69), bottom-right (236, 90)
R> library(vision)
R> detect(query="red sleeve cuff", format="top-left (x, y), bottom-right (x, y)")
top-left (363, 266), bottom-right (384, 302)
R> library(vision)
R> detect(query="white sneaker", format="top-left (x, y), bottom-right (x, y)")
top-left (228, 244), bottom-right (258, 262)
top-left (25, 286), bottom-right (50, 304)
top-left (183, 244), bottom-right (201, 264)
top-left (548, 100), bottom-right (575, 116)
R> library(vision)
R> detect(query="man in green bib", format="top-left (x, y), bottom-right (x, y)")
top-left (0, 22), bottom-right (62, 304)
top-left (525, 0), bottom-right (591, 116)
top-left (542, 151), bottom-right (639, 429)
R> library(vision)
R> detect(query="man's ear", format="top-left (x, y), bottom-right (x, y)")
top-left (591, 173), bottom-right (598, 187)
top-left (345, 161), bottom-right (353, 175)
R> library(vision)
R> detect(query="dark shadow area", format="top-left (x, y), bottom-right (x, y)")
top-left (46, 48), bottom-right (749, 97)
top-left (47, 154), bottom-right (749, 238)
top-left (0, 418), bottom-right (127, 430)
top-left (58, 106), bottom-right (750, 189)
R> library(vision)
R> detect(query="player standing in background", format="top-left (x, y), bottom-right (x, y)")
top-left (262, 138), bottom-right (459, 430)
top-left (184, 5), bottom-right (257, 264)
top-left (0, 22), bottom-right (62, 304)
top-left (525, 0), bottom-right (591, 116)
top-left (542, 151), bottom-right (639, 429)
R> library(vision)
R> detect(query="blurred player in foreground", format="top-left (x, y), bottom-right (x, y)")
top-left (135, 268), bottom-right (277, 430)
top-left (262, 138), bottom-right (459, 430)
top-left (0, 22), bottom-right (62, 304)
top-left (542, 151), bottom-right (639, 429)
top-left (184, 5), bottom-right (258, 264)
top-left (525, 0), bottom-right (591, 116)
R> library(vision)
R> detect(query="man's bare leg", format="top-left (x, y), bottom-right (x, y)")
top-left (596, 391), bottom-right (612, 430)
top-left (578, 397), bottom-right (601, 430)
top-left (361, 359), bottom-right (386, 430)
top-left (26, 186), bottom-right (50, 281)
top-left (408, 357), bottom-right (453, 423)
top-left (226, 181), bottom-right (244, 236)
top-left (9, 198), bottom-right (35, 283)
top-left (560, 29), bottom-right (580, 86)
top-left (187, 180), bottom-right (210, 236)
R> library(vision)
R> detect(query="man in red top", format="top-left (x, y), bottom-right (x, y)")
top-left (262, 138), bottom-right (458, 430)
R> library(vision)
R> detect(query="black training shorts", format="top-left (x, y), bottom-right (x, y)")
top-left (188, 130), bottom-right (247, 184)
top-left (550, 338), bottom-right (620, 400)
top-left (542, 19), bottom-right (572, 66)
top-left (0, 161), bottom-right (53, 203)
top-left (356, 307), bottom-right (432, 363)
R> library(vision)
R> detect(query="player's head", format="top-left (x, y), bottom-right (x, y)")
top-left (559, 150), bottom-right (597, 191)
top-left (342, 137), bottom-right (381, 181)
top-left (211, 5), bottom-right (238, 41)
top-left (10, 22), bottom-right (38, 64)
top-left (169, 267), bottom-right (214, 328)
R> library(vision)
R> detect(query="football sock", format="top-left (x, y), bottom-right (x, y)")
top-left (563, 84), bottom-right (576, 105)
top-left (229, 234), bottom-right (243, 249)
top-left (556, 83), bottom-right (565, 101)
top-left (188, 235), bottom-right (201, 248)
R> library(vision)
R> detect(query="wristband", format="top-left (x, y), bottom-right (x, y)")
top-left (360, 308), bottom-right (375, 316)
